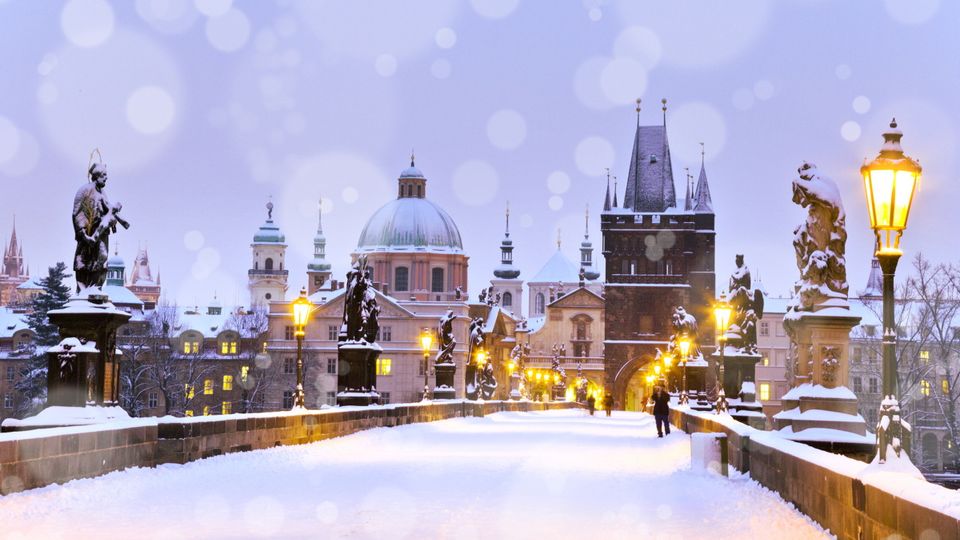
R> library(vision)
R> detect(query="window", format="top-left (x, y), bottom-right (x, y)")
top-left (183, 338), bottom-right (200, 354)
top-left (943, 378), bottom-right (950, 395)
top-left (326, 391), bottom-right (336, 406)
top-left (265, 258), bottom-right (274, 271)
top-left (283, 357), bottom-right (295, 374)
top-left (223, 375), bottom-right (234, 391)
top-left (759, 321), bottom-right (769, 337)
top-left (185, 410), bottom-right (194, 417)
top-left (852, 347), bottom-right (862, 363)
top-left (282, 390), bottom-right (294, 409)
top-left (148, 392), bottom-right (158, 408)
top-left (395, 267), bottom-right (409, 292)
top-left (759, 383), bottom-right (770, 401)
top-left (921, 380), bottom-right (931, 397)
top-left (869, 378), bottom-right (878, 393)
top-left (381, 326), bottom-right (392, 342)
top-left (185, 384), bottom-right (195, 400)
top-left (867, 349), bottom-right (877, 362)
top-left (3, 394), bottom-right (12, 409)
top-left (920, 350), bottom-right (930, 363)
top-left (418, 359), bottom-right (425, 376)
top-left (204, 379), bottom-right (214, 395)
top-left (328, 325), bottom-right (339, 341)
top-left (285, 326), bottom-right (295, 340)
top-left (502, 291), bottom-right (513, 307)
top-left (5, 366), bottom-right (13, 382)
top-left (241, 366), bottom-right (250, 383)
top-left (535, 293), bottom-right (545, 315)
top-left (431, 267), bottom-right (445, 293)
top-left (203, 405), bottom-right (211, 416)
top-left (853, 377), bottom-right (862, 392)
top-left (380, 392), bottom-right (391, 404)
top-left (221, 340), bottom-right (238, 355)
top-left (864, 325), bottom-right (877, 337)
top-left (376, 358), bottom-right (392, 376)
top-left (222, 401), bottom-right (232, 415)
top-left (326, 358), bottom-right (337, 374)
top-left (762, 356), bottom-right (769, 367)
top-left (775, 324), bottom-right (785, 337)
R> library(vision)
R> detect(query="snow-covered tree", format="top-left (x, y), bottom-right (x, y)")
top-left (226, 305), bottom-right (278, 413)
top-left (14, 262), bottom-right (71, 417)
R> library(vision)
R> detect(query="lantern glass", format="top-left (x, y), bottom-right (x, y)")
top-left (420, 329), bottom-right (433, 352)
top-left (678, 339), bottom-right (690, 357)
top-left (714, 303), bottom-right (732, 334)
top-left (291, 291), bottom-right (312, 329)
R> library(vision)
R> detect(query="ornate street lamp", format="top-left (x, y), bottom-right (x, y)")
top-left (290, 288), bottom-right (313, 409)
top-left (420, 328), bottom-right (433, 400)
top-left (678, 338), bottom-right (690, 405)
top-left (713, 294), bottom-right (733, 413)
top-left (862, 118), bottom-right (920, 464)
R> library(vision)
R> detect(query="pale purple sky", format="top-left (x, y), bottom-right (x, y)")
top-left (0, 0), bottom-right (956, 306)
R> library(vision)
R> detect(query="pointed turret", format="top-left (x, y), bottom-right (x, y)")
top-left (612, 175), bottom-right (619, 208)
top-left (579, 205), bottom-right (600, 280)
top-left (493, 202), bottom-right (520, 279)
top-left (307, 199), bottom-right (333, 295)
top-left (603, 168), bottom-right (612, 212)
top-left (622, 98), bottom-right (676, 212)
top-left (693, 143), bottom-right (713, 213)
top-left (3, 215), bottom-right (24, 278)
top-left (860, 258), bottom-right (882, 299)
top-left (683, 167), bottom-right (694, 211)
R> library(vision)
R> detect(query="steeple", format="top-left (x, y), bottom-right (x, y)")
top-left (683, 167), bottom-right (694, 211)
top-left (493, 202), bottom-right (520, 279)
top-left (860, 258), bottom-right (883, 299)
top-left (612, 176), bottom-right (619, 208)
top-left (307, 199), bottom-right (333, 294)
top-left (398, 152), bottom-right (427, 199)
top-left (580, 205), bottom-right (600, 280)
top-left (603, 168), bottom-right (612, 212)
top-left (622, 98), bottom-right (676, 212)
top-left (3, 215), bottom-right (24, 278)
top-left (693, 142), bottom-right (713, 213)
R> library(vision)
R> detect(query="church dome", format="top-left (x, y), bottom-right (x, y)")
top-left (357, 197), bottom-right (463, 253)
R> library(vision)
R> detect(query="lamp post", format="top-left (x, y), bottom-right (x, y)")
top-left (713, 294), bottom-right (733, 413)
top-left (662, 353), bottom-right (673, 392)
top-left (420, 328), bottom-right (433, 400)
top-left (678, 338), bottom-right (690, 405)
top-left (862, 118), bottom-right (920, 464)
top-left (291, 288), bottom-right (313, 409)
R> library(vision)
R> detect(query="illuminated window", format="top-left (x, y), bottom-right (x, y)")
top-left (376, 358), bottom-right (392, 376)
top-left (183, 336), bottom-right (200, 354)
top-left (221, 341), bottom-right (238, 355)
top-left (262, 342), bottom-right (268, 353)
top-left (203, 405), bottom-right (210, 416)
top-left (920, 350), bottom-right (930, 363)
top-left (223, 375), bottom-right (233, 391)
top-left (943, 378), bottom-right (949, 394)
top-left (759, 383), bottom-right (770, 401)
top-left (241, 366), bottom-right (250, 383)
top-left (204, 379), bottom-right (213, 395)
top-left (921, 380), bottom-right (931, 397)
top-left (185, 384), bottom-right (195, 399)
top-left (222, 401), bottom-right (232, 415)
top-left (185, 410), bottom-right (194, 417)
top-left (762, 356), bottom-right (769, 367)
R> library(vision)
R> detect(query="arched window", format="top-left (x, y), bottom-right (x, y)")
top-left (395, 267), bottom-right (409, 292)
top-left (407, 184), bottom-right (413, 197)
top-left (265, 258), bottom-right (274, 271)
top-left (417, 184), bottom-right (422, 198)
top-left (535, 293), bottom-right (545, 314)
top-left (431, 267), bottom-right (445, 293)
top-left (502, 292), bottom-right (513, 307)
top-left (576, 321), bottom-right (587, 341)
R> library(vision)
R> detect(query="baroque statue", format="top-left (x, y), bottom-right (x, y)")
top-left (726, 254), bottom-right (765, 355)
top-left (73, 153), bottom-right (129, 292)
top-left (341, 256), bottom-right (380, 344)
top-left (436, 309), bottom-right (456, 365)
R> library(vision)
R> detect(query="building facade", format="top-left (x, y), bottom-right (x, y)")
top-left (0, 220), bottom-right (28, 307)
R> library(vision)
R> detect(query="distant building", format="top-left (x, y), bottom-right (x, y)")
top-left (248, 202), bottom-right (289, 307)
top-left (0, 219), bottom-right (28, 307)
top-left (0, 308), bottom-right (33, 422)
top-left (127, 246), bottom-right (161, 309)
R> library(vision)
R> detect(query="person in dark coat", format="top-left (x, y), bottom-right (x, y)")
top-left (651, 386), bottom-right (671, 437)
top-left (603, 393), bottom-right (614, 417)
top-left (586, 394), bottom-right (596, 416)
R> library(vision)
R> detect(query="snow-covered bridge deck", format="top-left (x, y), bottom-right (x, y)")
top-left (0, 410), bottom-right (828, 539)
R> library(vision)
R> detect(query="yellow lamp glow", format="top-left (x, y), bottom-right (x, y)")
top-left (526, 369), bottom-right (533, 379)
top-left (861, 119), bottom-right (921, 255)
top-left (475, 350), bottom-right (487, 366)
top-left (663, 354), bottom-right (673, 368)
top-left (678, 338), bottom-right (690, 358)
top-left (291, 288), bottom-right (313, 336)
top-left (714, 295), bottom-right (732, 338)
top-left (654, 364), bottom-right (662, 375)
top-left (419, 328), bottom-right (433, 353)
top-left (536, 372), bottom-right (542, 381)
top-left (646, 374), bottom-right (655, 384)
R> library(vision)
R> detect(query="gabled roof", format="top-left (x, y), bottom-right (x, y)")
top-left (547, 286), bottom-right (604, 309)
top-left (622, 124), bottom-right (676, 212)
top-left (530, 250), bottom-right (580, 284)
top-left (693, 162), bottom-right (713, 213)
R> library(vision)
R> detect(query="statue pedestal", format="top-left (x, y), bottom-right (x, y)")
top-left (714, 349), bottom-right (764, 425)
top-left (464, 364), bottom-right (479, 400)
top-left (508, 372), bottom-right (521, 400)
top-left (552, 384), bottom-right (566, 402)
top-left (336, 342), bottom-right (381, 406)
top-left (774, 311), bottom-right (874, 456)
top-left (46, 290), bottom-right (131, 407)
top-left (433, 363), bottom-right (456, 400)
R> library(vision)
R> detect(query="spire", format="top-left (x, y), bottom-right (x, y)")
top-left (556, 228), bottom-right (562, 250)
top-left (612, 176), bottom-right (619, 208)
top-left (622, 98), bottom-right (676, 212)
top-left (860, 258), bottom-right (883, 298)
top-left (308, 198), bottom-right (331, 274)
top-left (693, 145), bottom-right (714, 213)
top-left (316, 197), bottom-right (324, 236)
top-left (683, 167), bottom-right (694, 211)
top-left (505, 201), bottom-right (511, 237)
top-left (494, 201), bottom-right (520, 279)
top-left (580, 204), bottom-right (600, 280)
top-left (661, 98), bottom-right (667, 126)
top-left (635, 98), bottom-right (641, 126)
top-left (603, 168), bottom-right (612, 212)
top-left (583, 204), bottom-right (590, 239)
top-left (410, 148), bottom-right (415, 167)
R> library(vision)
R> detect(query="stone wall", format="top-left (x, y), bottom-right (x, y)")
top-left (0, 400), bottom-right (579, 495)
top-left (670, 406), bottom-right (960, 540)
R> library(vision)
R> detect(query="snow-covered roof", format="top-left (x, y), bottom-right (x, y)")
top-left (16, 276), bottom-right (41, 290)
top-left (356, 197), bottom-right (463, 253)
top-left (526, 316), bottom-right (545, 333)
top-left (530, 250), bottom-right (580, 284)
top-left (102, 284), bottom-right (144, 309)
top-left (173, 306), bottom-right (248, 338)
top-left (0, 308), bottom-right (29, 339)
top-left (308, 286), bottom-right (347, 305)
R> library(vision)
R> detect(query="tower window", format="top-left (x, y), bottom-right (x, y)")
top-left (502, 292), bottom-right (513, 307)
top-left (431, 268), bottom-right (445, 293)
top-left (265, 258), bottom-right (274, 271)
top-left (535, 293), bottom-right (545, 315)
top-left (395, 267), bottom-right (409, 292)
top-left (417, 184), bottom-right (422, 198)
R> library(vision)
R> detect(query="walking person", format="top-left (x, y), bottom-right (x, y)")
top-left (603, 393), bottom-right (613, 417)
top-left (652, 386), bottom-right (671, 438)
top-left (586, 394), bottom-right (596, 416)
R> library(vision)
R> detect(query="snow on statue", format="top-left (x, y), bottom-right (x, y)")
top-left (73, 151), bottom-right (130, 292)
top-left (789, 162), bottom-right (849, 312)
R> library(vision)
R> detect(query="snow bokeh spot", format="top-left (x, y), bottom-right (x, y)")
top-left (0, 129), bottom-right (40, 177)
top-left (600, 58), bottom-right (648, 105)
top-left (61, 0), bottom-right (115, 48)
top-left (136, 0), bottom-right (199, 34)
top-left (341, 186), bottom-right (360, 204)
top-left (840, 120), bottom-right (861, 142)
top-left (243, 495), bottom-right (286, 537)
top-left (453, 160), bottom-right (500, 206)
top-left (852, 96), bottom-right (871, 115)
top-left (574, 136), bottom-right (615, 176)
top-left (431, 59), bottom-right (452, 79)
top-left (546, 171), bottom-right (571, 194)
top-left (732, 88), bottom-right (754, 111)
top-left (315, 501), bottom-right (339, 524)
top-left (573, 56), bottom-right (613, 110)
top-left (612, 26), bottom-right (662, 70)
top-left (126, 86), bottom-right (176, 135)
top-left (375, 54), bottom-right (398, 77)
top-left (195, 0), bottom-right (233, 18)
top-left (884, 0), bottom-right (940, 25)
top-left (184, 230), bottom-right (205, 251)
top-left (753, 80), bottom-right (774, 100)
top-left (0, 116), bottom-right (21, 165)
top-left (548, 195), bottom-right (564, 211)
top-left (192, 247), bottom-right (221, 279)
top-left (588, 8), bottom-right (602, 21)
top-left (471, 0), bottom-right (519, 19)
top-left (835, 64), bottom-right (852, 80)
top-left (205, 8), bottom-right (251, 52)
top-left (519, 213), bottom-right (534, 228)
top-left (193, 494), bottom-right (231, 534)
top-left (486, 109), bottom-right (527, 150)
top-left (435, 27), bottom-right (457, 49)
top-left (667, 102), bottom-right (727, 162)
top-left (37, 53), bottom-right (58, 76)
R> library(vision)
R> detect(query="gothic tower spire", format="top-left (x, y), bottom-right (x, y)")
top-left (580, 204), bottom-right (600, 280)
